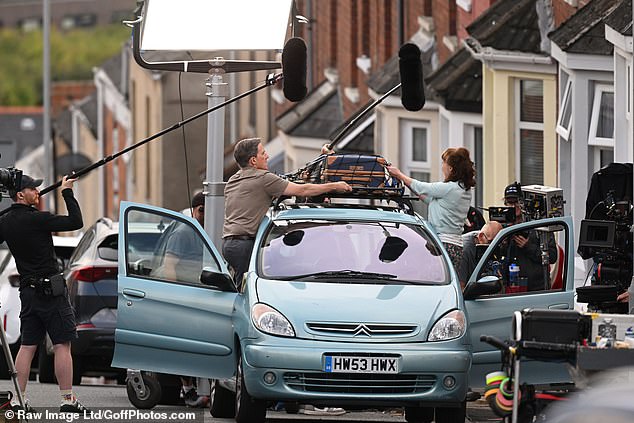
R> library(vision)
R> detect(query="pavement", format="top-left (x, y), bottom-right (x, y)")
top-left (0, 378), bottom-right (499, 422)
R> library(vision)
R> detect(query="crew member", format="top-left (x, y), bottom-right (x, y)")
top-left (458, 221), bottom-right (503, 287)
top-left (0, 174), bottom-right (87, 413)
top-left (222, 137), bottom-right (352, 287)
top-left (502, 183), bottom-right (557, 292)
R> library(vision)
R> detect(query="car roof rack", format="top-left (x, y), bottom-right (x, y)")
top-left (272, 191), bottom-right (418, 216)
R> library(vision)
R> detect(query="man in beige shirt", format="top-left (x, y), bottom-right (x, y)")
top-left (223, 137), bottom-right (351, 286)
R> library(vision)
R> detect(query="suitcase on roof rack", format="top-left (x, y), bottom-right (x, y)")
top-left (303, 154), bottom-right (402, 194)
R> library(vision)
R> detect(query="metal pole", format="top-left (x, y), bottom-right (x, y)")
top-left (203, 68), bottom-right (228, 247)
top-left (0, 316), bottom-right (24, 410)
top-left (43, 0), bottom-right (53, 211)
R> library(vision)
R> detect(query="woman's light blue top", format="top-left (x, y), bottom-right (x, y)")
top-left (410, 179), bottom-right (472, 237)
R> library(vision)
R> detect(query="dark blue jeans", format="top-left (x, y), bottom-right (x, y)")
top-left (222, 238), bottom-right (255, 289)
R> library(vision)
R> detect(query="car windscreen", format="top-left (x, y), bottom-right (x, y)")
top-left (259, 220), bottom-right (449, 284)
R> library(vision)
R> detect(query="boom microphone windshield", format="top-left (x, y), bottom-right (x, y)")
top-left (282, 37), bottom-right (308, 102)
top-left (399, 43), bottom-right (425, 111)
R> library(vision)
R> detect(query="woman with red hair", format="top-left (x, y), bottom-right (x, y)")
top-left (388, 147), bottom-right (476, 270)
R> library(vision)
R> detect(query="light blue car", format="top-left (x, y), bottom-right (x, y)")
top-left (112, 201), bottom-right (575, 423)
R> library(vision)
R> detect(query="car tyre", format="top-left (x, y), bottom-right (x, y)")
top-left (404, 406), bottom-right (434, 423)
top-left (126, 372), bottom-right (161, 409)
top-left (209, 379), bottom-right (235, 418)
top-left (235, 354), bottom-right (265, 423)
top-left (435, 401), bottom-right (466, 423)
top-left (38, 343), bottom-right (56, 384)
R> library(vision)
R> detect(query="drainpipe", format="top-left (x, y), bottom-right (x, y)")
top-left (397, 0), bottom-right (405, 46)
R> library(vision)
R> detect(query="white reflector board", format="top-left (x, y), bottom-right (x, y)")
top-left (140, 0), bottom-right (294, 52)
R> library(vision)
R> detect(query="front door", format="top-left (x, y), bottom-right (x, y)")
top-left (465, 217), bottom-right (575, 387)
top-left (112, 202), bottom-right (238, 379)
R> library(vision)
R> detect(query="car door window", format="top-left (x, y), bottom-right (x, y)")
top-left (476, 222), bottom-right (567, 296)
top-left (125, 208), bottom-right (221, 286)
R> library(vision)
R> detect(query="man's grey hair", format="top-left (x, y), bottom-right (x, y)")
top-left (233, 138), bottom-right (261, 168)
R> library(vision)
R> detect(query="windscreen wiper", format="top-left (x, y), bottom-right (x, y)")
top-left (281, 270), bottom-right (397, 281)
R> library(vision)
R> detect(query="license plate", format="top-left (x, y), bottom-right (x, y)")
top-left (324, 355), bottom-right (399, 373)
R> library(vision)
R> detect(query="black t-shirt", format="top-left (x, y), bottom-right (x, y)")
top-left (0, 189), bottom-right (83, 279)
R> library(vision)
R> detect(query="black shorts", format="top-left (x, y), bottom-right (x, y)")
top-left (19, 287), bottom-right (78, 346)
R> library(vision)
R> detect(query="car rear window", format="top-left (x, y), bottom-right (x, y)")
top-left (98, 233), bottom-right (162, 262)
top-left (260, 220), bottom-right (449, 284)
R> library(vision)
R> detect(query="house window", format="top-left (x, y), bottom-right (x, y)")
top-left (591, 146), bottom-right (614, 173)
top-left (400, 120), bottom-right (431, 218)
top-left (556, 79), bottom-right (573, 140)
top-left (401, 120), bottom-right (430, 169)
top-left (516, 80), bottom-right (544, 185)
top-left (588, 84), bottom-right (614, 147)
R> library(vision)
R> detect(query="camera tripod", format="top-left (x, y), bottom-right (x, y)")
top-left (0, 304), bottom-right (25, 412)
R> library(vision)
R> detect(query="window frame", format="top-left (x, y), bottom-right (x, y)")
top-left (400, 119), bottom-right (431, 173)
top-left (400, 119), bottom-right (432, 218)
top-left (464, 124), bottom-right (483, 208)
top-left (556, 78), bottom-right (573, 140)
top-left (591, 146), bottom-right (614, 173)
top-left (587, 83), bottom-right (615, 148)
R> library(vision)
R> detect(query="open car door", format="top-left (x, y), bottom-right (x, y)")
top-left (464, 217), bottom-right (575, 388)
top-left (112, 202), bottom-right (238, 378)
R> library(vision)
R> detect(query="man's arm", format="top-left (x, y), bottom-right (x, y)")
top-left (41, 190), bottom-right (83, 232)
top-left (162, 253), bottom-right (179, 280)
top-left (283, 181), bottom-right (352, 197)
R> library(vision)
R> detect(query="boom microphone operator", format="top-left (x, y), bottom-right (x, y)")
top-left (282, 37), bottom-right (308, 102)
top-left (399, 43), bottom-right (425, 112)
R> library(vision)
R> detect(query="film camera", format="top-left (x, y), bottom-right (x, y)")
top-left (577, 163), bottom-right (633, 314)
top-left (487, 183), bottom-right (565, 224)
top-left (0, 167), bottom-right (23, 198)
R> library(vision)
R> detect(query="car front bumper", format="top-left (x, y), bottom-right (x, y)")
top-left (241, 339), bottom-right (470, 406)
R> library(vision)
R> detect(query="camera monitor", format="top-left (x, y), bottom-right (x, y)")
top-left (578, 219), bottom-right (616, 249)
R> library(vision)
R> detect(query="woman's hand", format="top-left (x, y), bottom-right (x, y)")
top-left (387, 165), bottom-right (404, 180)
top-left (321, 144), bottom-right (335, 155)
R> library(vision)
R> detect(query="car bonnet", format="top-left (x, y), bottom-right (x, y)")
top-left (255, 277), bottom-right (459, 341)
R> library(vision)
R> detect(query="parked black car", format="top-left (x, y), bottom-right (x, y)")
top-left (38, 218), bottom-right (162, 384)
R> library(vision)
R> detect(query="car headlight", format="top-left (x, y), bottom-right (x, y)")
top-left (427, 310), bottom-right (466, 341)
top-left (251, 303), bottom-right (295, 337)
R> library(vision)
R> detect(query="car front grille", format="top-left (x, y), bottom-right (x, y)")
top-left (283, 372), bottom-right (436, 394)
top-left (305, 322), bottom-right (418, 338)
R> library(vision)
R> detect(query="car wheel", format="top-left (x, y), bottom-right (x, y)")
top-left (404, 406), bottom-right (434, 423)
top-left (435, 401), bottom-right (466, 423)
top-left (235, 354), bottom-right (265, 423)
top-left (37, 343), bottom-right (56, 384)
top-left (209, 379), bottom-right (235, 418)
top-left (126, 372), bottom-right (161, 409)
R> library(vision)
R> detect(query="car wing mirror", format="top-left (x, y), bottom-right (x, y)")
top-left (200, 268), bottom-right (237, 292)
top-left (463, 275), bottom-right (503, 300)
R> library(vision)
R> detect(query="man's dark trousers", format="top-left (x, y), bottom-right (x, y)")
top-left (222, 237), bottom-right (255, 288)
